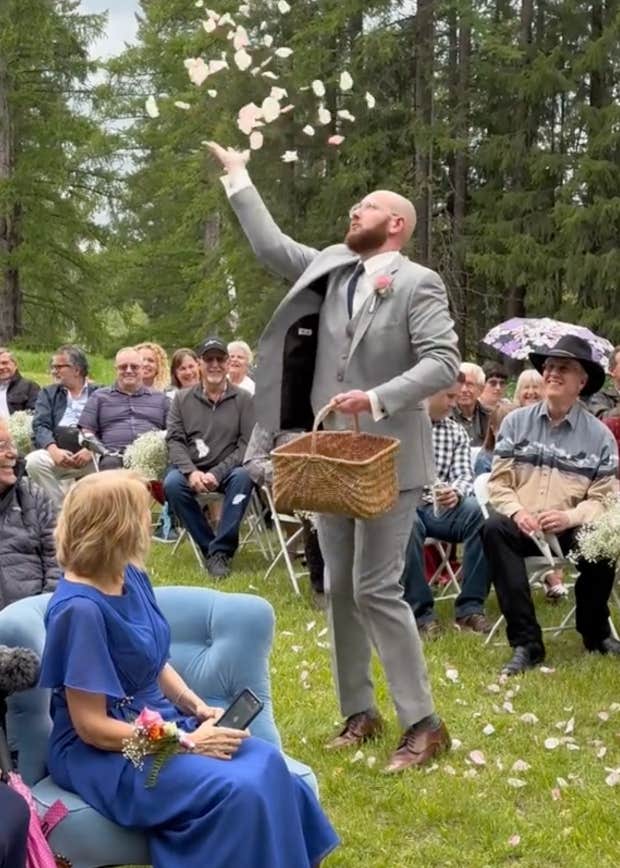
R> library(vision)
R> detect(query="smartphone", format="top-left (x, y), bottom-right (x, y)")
top-left (215, 688), bottom-right (264, 730)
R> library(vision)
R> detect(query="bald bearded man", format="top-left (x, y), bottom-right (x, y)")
top-left (209, 142), bottom-right (460, 773)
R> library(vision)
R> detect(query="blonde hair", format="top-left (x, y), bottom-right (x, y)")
top-left (134, 342), bottom-right (170, 391)
top-left (515, 369), bottom-right (544, 406)
top-left (55, 470), bottom-right (151, 581)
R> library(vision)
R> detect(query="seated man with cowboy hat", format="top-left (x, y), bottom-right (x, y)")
top-left (481, 335), bottom-right (620, 676)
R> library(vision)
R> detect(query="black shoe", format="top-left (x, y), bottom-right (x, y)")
top-left (205, 552), bottom-right (231, 579)
top-left (589, 637), bottom-right (620, 656)
top-left (500, 645), bottom-right (545, 676)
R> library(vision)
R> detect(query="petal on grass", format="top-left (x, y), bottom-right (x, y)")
top-left (544, 737), bottom-right (560, 750)
top-left (482, 724), bottom-right (495, 736)
top-left (520, 712), bottom-right (539, 725)
top-left (508, 835), bottom-right (521, 847)
top-left (469, 750), bottom-right (486, 766)
top-left (445, 668), bottom-right (459, 683)
top-left (507, 778), bottom-right (527, 788)
top-left (512, 759), bottom-right (530, 772)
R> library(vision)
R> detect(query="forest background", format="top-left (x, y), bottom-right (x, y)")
top-left (0, 0), bottom-right (618, 361)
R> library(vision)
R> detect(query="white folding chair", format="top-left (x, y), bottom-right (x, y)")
top-left (260, 485), bottom-right (308, 595)
top-left (424, 538), bottom-right (463, 601)
top-left (172, 492), bottom-right (224, 569)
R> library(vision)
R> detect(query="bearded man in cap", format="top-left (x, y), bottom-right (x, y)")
top-left (482, 335), bottom-right (620, 676)
top-left (164, 337), bottom-right (255, 579)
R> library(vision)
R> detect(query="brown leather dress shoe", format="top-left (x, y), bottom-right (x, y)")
top-left (455, 613), bottom-right (492, 634)
top-left (384, 721), bottom-right (450, 773)
top-left (324, 710), bottom-right (384, 750)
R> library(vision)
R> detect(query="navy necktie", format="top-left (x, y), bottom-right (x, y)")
top-left (346, 262), bottom-right (364, 319)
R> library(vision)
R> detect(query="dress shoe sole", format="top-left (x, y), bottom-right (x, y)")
top-left (383, 737), bottom-right (450, 774)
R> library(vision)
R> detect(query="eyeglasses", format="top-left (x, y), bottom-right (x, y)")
top-left (201, 355), bottom-right (228, 366)
top-left (116, 364), bottom-right (141, 372)
top-left (486, 378), bottom-right (506, 388)
top-left (348, 201), bottom-right (401, 220)
top-left (0, 439), bottom-right (16, 452)
top-left (49, 364), bottom-right (72, 371)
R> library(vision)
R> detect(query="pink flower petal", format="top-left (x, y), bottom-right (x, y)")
top-left (327, 135), bottom-right (345, 146)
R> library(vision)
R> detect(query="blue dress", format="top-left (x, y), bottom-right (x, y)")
top-left (39, 567), bottom-right (339, 868)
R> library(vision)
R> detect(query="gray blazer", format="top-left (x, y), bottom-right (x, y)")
top-left (229, 185), bottom-right (460, 490)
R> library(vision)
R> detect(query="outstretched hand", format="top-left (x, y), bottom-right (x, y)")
top-left (206, 141), bottom-right (250, 174)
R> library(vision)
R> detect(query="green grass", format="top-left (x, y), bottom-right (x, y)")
top-left (13, 349), bottom-right (115, 387)
top-left (147, 541), bottom-right (620, 868)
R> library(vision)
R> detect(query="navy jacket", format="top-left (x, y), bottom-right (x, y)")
top-left (32, 382), bottom-right (99, 450)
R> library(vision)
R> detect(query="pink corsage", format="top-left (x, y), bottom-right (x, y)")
top-left (122, 707), bottom-right (195, 788)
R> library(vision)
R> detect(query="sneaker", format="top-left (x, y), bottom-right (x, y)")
top-left (205, 551), bottom-right (231, 579)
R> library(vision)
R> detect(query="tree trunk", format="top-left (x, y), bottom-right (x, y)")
top-left (0, 53), bottom-right (20, 343)
top-left (414, 0), bottom-right (435, 265)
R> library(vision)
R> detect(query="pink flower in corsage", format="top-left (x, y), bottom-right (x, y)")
top-left (123, 707), bottom-right (195, 788)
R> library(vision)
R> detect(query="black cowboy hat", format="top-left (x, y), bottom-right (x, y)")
top-left (529, 334), bottom-right (605, 397)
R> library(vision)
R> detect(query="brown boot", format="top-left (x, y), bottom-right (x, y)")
top-left (324, 710), bottom-right (384, 751)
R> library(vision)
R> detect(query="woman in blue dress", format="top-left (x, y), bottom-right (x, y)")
top-left (39, 469), bottom-right (339, 868)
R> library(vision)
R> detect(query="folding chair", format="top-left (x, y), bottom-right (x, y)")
top-left (424, 538), bottom-right (463, 601)
top-left (171, 492), bottom-right (225, 569)
top-left (260, 485), bottom-right (308, 595)
top-left (474, 473), bottom-right (618, 645)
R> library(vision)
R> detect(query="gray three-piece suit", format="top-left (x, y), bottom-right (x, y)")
top-left (228, 183), bottom-right (460, 727)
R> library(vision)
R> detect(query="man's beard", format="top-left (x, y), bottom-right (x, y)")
top-left (345, 219), bottom-right (390, 254)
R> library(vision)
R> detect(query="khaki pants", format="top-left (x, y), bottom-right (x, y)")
top-left (26, 449), bottom-right (95, 510)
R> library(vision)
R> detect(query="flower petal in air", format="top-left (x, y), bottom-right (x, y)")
top-left (261, 96), bottom-right (281, 123)
top-left (208, 59), bottom-right (228, 75)
top-left (233, 26), bottom-right (249, 51)
top-left (270, 86), bottom-right (288, 102)
top-left (277, 0), bottom-right (291, 12)
top-left (207, 89), bottom-right (217, 98)
top-left (337, 109), bottom-right (356, 122)
top-left (263, 34), bottom-right (274, 47)
top-left (234, 48), bottom-right (252, 71)
top-left (184, 57), bottom-right (209, 87)
top-left (275, 47), bottom-right (293, 58)
top-left (249, 131), bottom-right (264, 150)
top-left (202, 18), bottom-right (217, 34)
top-left (302, 125), bottom-right (315, 136)
top-left (339, 71), bottom-right (353, 91)
top-left (311, 79), bottom-right (326, 97)
top-left (318, 105), bottom-right (331, 125)
top-left (261, 71), bottom-right (279, 80)
top-left (365, 91), bottom-right (376, 109)
top-left (281, 150), bottom-right (299, 162)
top-left (145, 95), bottom-right (159, 118)
top-left (174, 101), bottom-right (191, 110)
top-left (218, 12), bottom-right (235, 27)
top-left (237, 101), bottom-right (262, 135)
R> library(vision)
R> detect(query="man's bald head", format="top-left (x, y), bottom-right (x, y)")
top-left (370, 191), bottom-right (417, 245)
top-left (345, 189), bottom-right (417, 255)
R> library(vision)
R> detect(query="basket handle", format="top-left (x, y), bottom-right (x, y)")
top-left (311, 403), bottom-right (360, 453)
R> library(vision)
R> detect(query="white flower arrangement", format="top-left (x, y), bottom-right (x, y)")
top-left (8, 410), bottom-right (34, 456)
top-left (123, 429), bottom-right (168, 481)
top-left (574, 495), bottom-right (620, 565)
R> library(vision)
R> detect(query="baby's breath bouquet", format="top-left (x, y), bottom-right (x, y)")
top-left (123, 430), bottom-right (168, 481)
top-left (8, 410), bottom-right (34, 456)
top-left (574, 495), bottom-right (620, 565)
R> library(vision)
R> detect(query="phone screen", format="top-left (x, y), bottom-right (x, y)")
top-left (215, 689), bottom-right (264, 730)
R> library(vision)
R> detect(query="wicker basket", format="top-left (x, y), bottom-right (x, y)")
top-left (271, 404), bottom-right (400, 519)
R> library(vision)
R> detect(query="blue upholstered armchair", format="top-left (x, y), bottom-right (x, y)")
top-left (0, 587), bottom-right (317, 868)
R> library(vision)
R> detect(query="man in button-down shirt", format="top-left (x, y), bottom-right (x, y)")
top-left (79, 347), bottom-right (168, 470)
top-left (482, 335), bottom-right (620, 676)
top-left (452, 362), bottom-right (490, 446)
top-left (402, 375), bottom-right (491, 637)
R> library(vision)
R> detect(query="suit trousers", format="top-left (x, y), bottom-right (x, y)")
top-left (482, 512), bottom-right (615, 650)
top-left (316, 489), bottom-right (435, 729)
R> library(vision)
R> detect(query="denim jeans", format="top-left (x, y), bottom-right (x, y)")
top-left (164, 467), bottom-right (254, 558)
top-left (401, 495), bottom-right (490, 622)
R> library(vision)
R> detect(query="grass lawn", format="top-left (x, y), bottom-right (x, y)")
top-left (146, 540), bottom-right (620, 868)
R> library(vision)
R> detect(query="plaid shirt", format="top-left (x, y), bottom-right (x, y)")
top-left (421, 416), bottom-right (473, 505)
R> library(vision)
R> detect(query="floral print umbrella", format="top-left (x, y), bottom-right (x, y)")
top-left (482, 317), bottom-right (613, 371)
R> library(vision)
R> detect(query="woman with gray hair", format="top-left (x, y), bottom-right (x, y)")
top-left (227, 340), bottom-right (255, 394)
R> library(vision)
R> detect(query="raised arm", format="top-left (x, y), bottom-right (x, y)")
top-left (207, 142), bottom-right (318, 284)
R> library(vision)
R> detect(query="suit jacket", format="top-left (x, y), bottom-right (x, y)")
top-left (229, 186), bottom-right (460, 490)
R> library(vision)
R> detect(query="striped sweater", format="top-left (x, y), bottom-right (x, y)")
top-left (488, 400), bottom-right (619, 527)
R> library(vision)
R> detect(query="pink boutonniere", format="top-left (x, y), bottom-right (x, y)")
top-left (374, 274), bottom-right (394, 297)
top-left (369, 274), bottom-right (394, 312)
